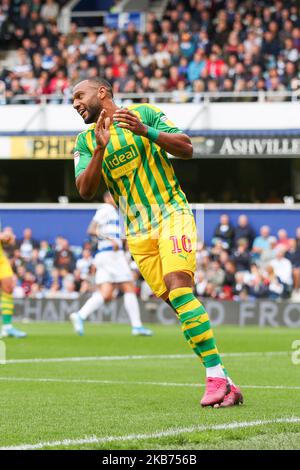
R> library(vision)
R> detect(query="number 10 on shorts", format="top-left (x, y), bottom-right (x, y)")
top-left (169, 235), bottom-right (192, 253)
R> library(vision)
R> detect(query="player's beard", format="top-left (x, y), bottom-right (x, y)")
top-left (84, 103), bottom-right (101, 124)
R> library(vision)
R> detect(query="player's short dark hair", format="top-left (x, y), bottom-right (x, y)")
top-left (87, 78), bottom-right (113, 98)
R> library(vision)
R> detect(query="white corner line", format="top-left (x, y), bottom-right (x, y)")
top-left (1, 417), bottom-right (300, 450)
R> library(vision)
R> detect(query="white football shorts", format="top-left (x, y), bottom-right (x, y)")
top-left (93, 250), bottom-right (133, 285)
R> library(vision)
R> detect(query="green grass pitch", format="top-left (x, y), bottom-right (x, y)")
top-left (0, 322), bottom-right (299, 450)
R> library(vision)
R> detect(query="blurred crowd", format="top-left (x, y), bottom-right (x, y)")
top-left (1, 0), bottom-right (300, 104)
top-left (194, 214), bottom-right (300, 302)
top-left (3, 215), bottom-right (300, 302)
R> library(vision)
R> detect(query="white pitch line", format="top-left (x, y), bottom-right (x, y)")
top-left (1, 417), bottom-right (300, 450)
top-left (4, 354), bottom-right (191, 364)
top-left (3, 351), bottom-right (289, 365)
top-left (0, 376), bottom-right (299, 391)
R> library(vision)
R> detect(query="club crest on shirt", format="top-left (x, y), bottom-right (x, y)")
top-left (160, 115), bottom-right (176, 127)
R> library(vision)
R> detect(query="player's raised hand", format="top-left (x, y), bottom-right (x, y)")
top-left (0, 231), bottom-right (15, 245)
top-left (95, 109), bottom-right (111, 149)
top-left (113, 108), bottom-right (148, 136)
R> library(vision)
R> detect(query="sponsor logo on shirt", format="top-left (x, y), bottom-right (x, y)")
top-left (105, 144), bottom-right (139, 178)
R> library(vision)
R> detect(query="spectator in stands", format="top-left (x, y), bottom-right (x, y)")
top-left (213, 214), bottom-right (235, 250)
top-left (187, 49), bottom-right (206, 83)
top-left (138, 45), bottom-right (153, 74)
top-left (48, 267), bottom-right (62, 290)
top-left (282, 61), bottom-right (298, 90)
top-left (260, 235), bottom-right (278, 268)
top-left (48, 69), bottom-right (69, 95)
top-left (210, 238), bottom-right (225, 261)
top-left (54, 237), bottom-right (76, 273)
top-left (264, 265), bottom-right (285, 300)
top-left (61, 274), bottom-right (79, 299)
top-left (205, 52), bottom-right (225, 79)
top-left (18, 228), bottom-right (39, 261)
top-left (153, 41), bottom-right (171, 70)
top-left (13, 2), bottom-right (31, 42)
top-left (29, 282), bottom-right (44, 299)
top-left (149, 68), bottom-right (167, 92)
top-left (232, 238), bottom-right (251, 272)
top-left (232, 272), bottom-right (249, 301)
top-left (82, 30), bottom-right (98, 65)
top-left (66, 22), bottom-right (83, 46)
top-left (166, 65), bottom-right (183, 91)
top-left (252, 225), bottom-right (272, 263)
top-left (24, 248), bottom-right (40, 274)
top-left (76, 248), bottom-right (93, 280)
top-left (191, 79), bottom-right (205, 102)
top-left (270, 246), bottom-right (293, 297)
top-left (276, 229), bottom-right (290, 251)
top-left (201, 281), bottom-right (218, 299)
top-left (247, 268), bottom-right (268, 299)
top-left (35, 263), bottom-right (51, 289)
top-left (38, 240), bottom-right (54, 262)
top-left (20, 70), bottom-right (38, 99)
top-left (233, 214), bottom-right (255, 248)
top-left (179, 32), bottom-right (196, 59)
top-left (40, 0), bottom-right (59, 23)
top-left (218, 249), bottom-right (229, 269)
top-left (31, 0), bottom-right (42, 14)
top-left (206, 260), bottom-right (225, 288)
top-left (194, 270), bottom-right (207, 297)
top-left (5, 78), bottom-right (25, 104)
top-left (223, 260), bottom-right (236, 289)
top-left (171, 80), bottom-right (189, 103)
top-left (21, 271), bottom-right (35, 297)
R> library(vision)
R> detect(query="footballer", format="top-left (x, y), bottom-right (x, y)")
top-left (72, 78), bottom-right (243, 408)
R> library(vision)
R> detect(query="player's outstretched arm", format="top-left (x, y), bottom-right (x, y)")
top-left (113, 108), bottom-right (193, 159)
top-left (76, 110), bottom-right (110, 200)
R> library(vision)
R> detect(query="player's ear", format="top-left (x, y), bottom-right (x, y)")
top-left (98, 85), bottom-right (107, 101)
